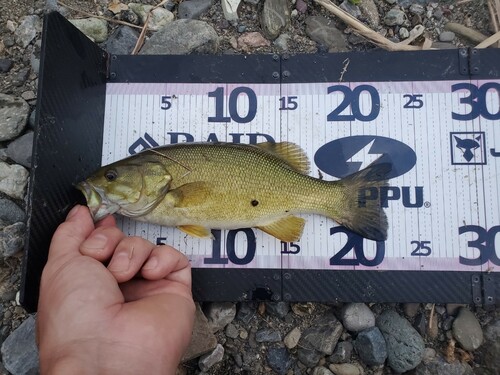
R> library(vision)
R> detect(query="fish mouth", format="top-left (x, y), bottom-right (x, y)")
top-left (76, 181), bottom-right (120, 222)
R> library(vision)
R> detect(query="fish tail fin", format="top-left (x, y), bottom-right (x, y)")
top-left (330, 163), bottom-right (391, 241)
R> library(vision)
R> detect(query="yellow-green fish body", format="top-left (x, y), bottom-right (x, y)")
top-left (78, 142), bottom-right (389, 241)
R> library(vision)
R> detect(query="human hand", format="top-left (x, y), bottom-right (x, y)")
top-left (37, 205), bottom-right (195, 375)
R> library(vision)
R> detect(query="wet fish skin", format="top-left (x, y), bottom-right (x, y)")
top-left (77, 142), bottom-right (389, 241)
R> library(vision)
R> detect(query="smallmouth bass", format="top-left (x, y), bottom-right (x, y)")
top-left (77, 142), bottom-right (390, 241)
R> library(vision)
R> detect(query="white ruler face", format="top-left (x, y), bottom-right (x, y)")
top-left (102, 79), bottom-right (500, 273)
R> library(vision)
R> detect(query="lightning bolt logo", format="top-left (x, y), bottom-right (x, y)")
top-left (346, 139), bottom-right (384, 171)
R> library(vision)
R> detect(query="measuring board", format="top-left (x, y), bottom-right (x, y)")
top-left (21, 12), bottom-right (499, 312)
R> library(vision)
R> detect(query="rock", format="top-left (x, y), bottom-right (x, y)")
top-left (182, 303), bottom-right (217, 361)
top-left (118, 9), bottom-right (140, 25)
top-left (329, 363), bottom-right (362, 375)
top-left (300, 311), bottom-right (343, 355)
top-left (297, 347), bottom-right (322, 368)
top-left (11, 68), bottom-right (30, 87)
top-left (377, 309), bottom-right (424, 373)
top-left (15, 15), bottom-right (42, 48)
top-left (6, 131), bottom-right (33, 168)
top-left (128, 3), bottom-right (174, 31)
top-left (261, 0), bottom-right (290, 40)
top-left (20, 91), bottom-right (36, 101)
top-left (384, 8), bottom-right (406, 26)
top-left (328, 341), bottom-right (353, 364)
top-left (265, 302), bottom-right (289, 318)
top-left (28, 110), bottom-right (36, 129)
top-left (204, 302), bottom-right (236, 333)
top-left (312, 366), bottom-right (334, 375)
top-left (236, 302), bottom-right (257, 324)
top-left (409, 3), bottom-right (425, 15)
top-left (198, 343), bottom-right (224, 371)
top-left (274, 33), bottom-right (290, 51)
top-left (256, 328), bottom-right (282, 343)
top-left (296, 0), bottom-right (307, 13)
top-left (0, 199), bottom-right (25, 225)
top-left (340, 303), bottom-right (375, 332)
top-left (284, 327), bottom-right (301, 349)
top-left (222, 0), bottom-right (241, 21)
top-left (140, 19), bottom-right (219, 55)
top-left (414, 355), bottom-right (473, 375)
top-left (0, 94), bottom-right (29, 142)
top-left (30, 52), bottom-right (40, 75)
top-left (439, 31), bottom-right (455, 42)
top-left (225, 323), bottom-right (239, 339)
top-left (178, 0), bottom-right (212, 19)
top-left (6, 20), bottom-right (17, 33)
top-left (431, 42), bottom-right (456, 50)
top-left (267, 347), bottom-right (293, 375)
top-left (237, 32), bottom-right (270, 49)
top-left (478, 318), bottom-right (500, 374)
top-left (422, 347), bottom-right (436, 363)
top-left (340, 1), bottom-right (361, 18)
top-left (1, 315), bottom-right (39, 375)
top-left (305, 16), bottom-right (348, 52)
top-left (358, 0), bottom-right (379, 28)
top-left (0, 59), bottom-right (13, 73)
top-left (404, 303), bottom-right (420, 318)
top-left (69, 18), bottom-right (108, 43)
top-left (399, 27), bottom-right (410, 39)
top-left (354, 327), bottom-right (387, 366)
top-left (0, 222), bottom-right (26, 258)
top-left (103, 26), bottom-right (139, 55)
top-left (0, 162), bottom-right (29, 200)
top-left (452, 307), bottom-right (483, 351)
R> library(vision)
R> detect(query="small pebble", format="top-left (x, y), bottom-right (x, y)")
top-left (439, 31), bottom-right (455, 42)
top-left (284, 327), bottom-right (301, 349)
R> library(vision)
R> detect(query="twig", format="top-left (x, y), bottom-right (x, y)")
top-left (397, 25), bottom-right (425, 46)
top-left (444, 22), bottom-right (489, 43)
top-left (57, 1), bottom-right (142, 29)
top-left (314, 0), bottom-right (422, 51)
top-left (131, 0), bottom-right (169, 54)
top-left (428, 303), bottom-right (435, 333)
top-left (476, 30), bottom-right (500, 48)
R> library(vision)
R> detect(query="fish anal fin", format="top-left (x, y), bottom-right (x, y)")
top-left (257, 215), bottom-right (305, 242)
top-left (167, 182), bottom-right (212, 208)
top-left (178, 225), bottom-right (213, 239)
top-left (256, 142), bottom-right (310, 174)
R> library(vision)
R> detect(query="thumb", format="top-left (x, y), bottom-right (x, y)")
top-left (47, 205), bottom-right (95, 262)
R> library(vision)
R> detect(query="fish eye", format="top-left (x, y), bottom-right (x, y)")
top-left (104, 169), bottom-right (118, 182)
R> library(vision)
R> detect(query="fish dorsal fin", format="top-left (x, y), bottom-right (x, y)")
top-left (257, 215), bottom-right (305, 242)
top-left (256, 142), bottom-right (310, 174)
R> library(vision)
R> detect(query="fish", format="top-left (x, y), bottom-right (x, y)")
top-left (77, 142), bottom-right (390, 242)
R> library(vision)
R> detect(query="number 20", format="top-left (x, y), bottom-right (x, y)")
top-left (327, 85), bottom-right (380, 122)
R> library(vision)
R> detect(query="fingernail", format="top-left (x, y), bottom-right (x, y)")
top-left (108, 252), bottom-right (131, 272)
top-left (81, 233), bottom-right (108, 250)
top-left (142, 256), bottom-right (158, 270)
top-left (66, 205), bottom-right (80, 220)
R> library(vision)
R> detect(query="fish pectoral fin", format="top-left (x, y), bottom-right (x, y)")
top-left (178, 225), bottom-right (213, 239)
top-left (257, 215), bottom-right (305, 242)
top-left (167, 182), bottom-right (212, 208)
top-left (256, 142), bottom-right (310, 174)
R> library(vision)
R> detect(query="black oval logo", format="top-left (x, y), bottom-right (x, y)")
top-left (314, 136), bottom-right (417, 179)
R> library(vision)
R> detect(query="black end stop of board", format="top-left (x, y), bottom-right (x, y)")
top-left (20, 12), bottom-right (107, 312)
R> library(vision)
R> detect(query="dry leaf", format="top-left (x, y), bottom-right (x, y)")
top-left (108, 1), bottom-right (128, 14)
